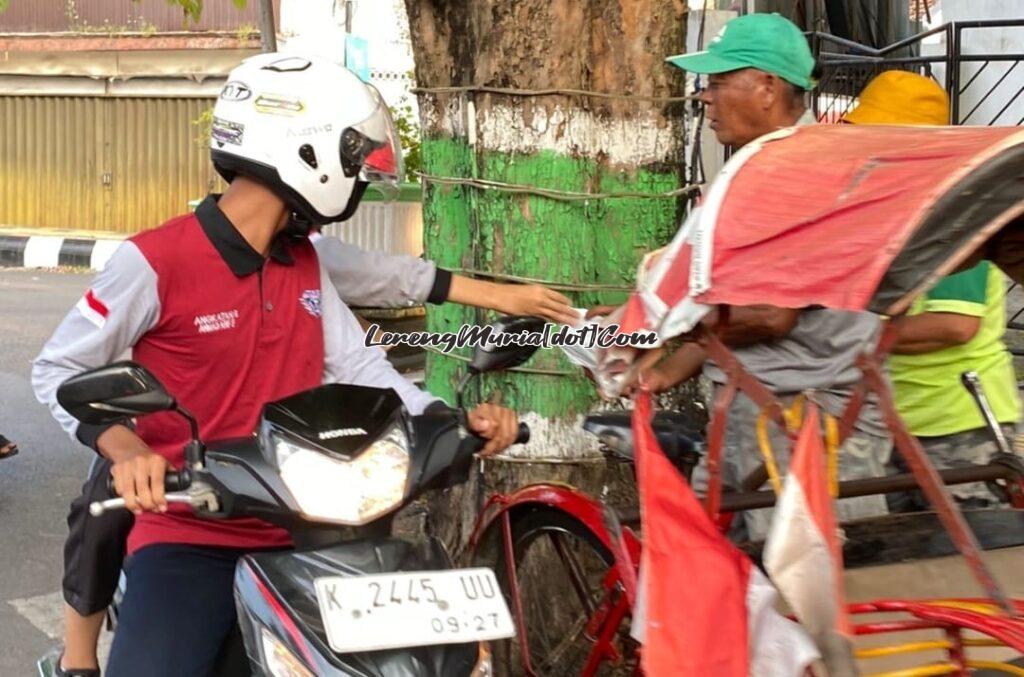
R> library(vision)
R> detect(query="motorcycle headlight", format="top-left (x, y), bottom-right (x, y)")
top-left (260, 627), bottom-right (314, 677)
top-left (275, 423), bottom-right (410, 525)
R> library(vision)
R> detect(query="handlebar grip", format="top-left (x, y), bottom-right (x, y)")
top-left (464, 421), bottom-right (531, 452)
top-left (440, 420), bottom-right (531, 490)
top-left (165, 470), bottom-right (191, 492)
top-left (515, 422), bottom-right (530, 445)
top-left (105, 469), bottom-right (191, 497)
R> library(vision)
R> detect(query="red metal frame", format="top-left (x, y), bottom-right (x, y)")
top-left (849, 599), bottom-right (1024, 651)
top-left (581, 588), bottom-right (633, 675)
top-left (944, 626), bottom-right (968, 675)
top-left (699, 319), bottom-right (1017, 616)
top-left (857, 334), bottom-right (1015, 615)
top-left (500, 509), bottom-right (538, 677)
top-left (468, 484), bottom-right (632, 555)
top-left (704, 376), bottom-right (737, 520)
top-left (468, 484), bottom-right (642, 676)
top-left (469, 318), bottom-right (1024, 675)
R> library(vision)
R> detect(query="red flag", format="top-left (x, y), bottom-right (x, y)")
top-left (634, 389), bottom-right (748, 674)
top-left (633, 391), bottom-right (818, 676)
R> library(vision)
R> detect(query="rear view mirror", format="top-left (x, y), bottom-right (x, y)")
top-left (469, 316), bottom-right (545, 374)
top-left (56, 361), bottom-right (176, 425)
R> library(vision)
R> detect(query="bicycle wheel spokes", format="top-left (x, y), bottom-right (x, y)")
top-left (549, 530), bottom-right (599, 617)
top-left (516, 526), bottom-right (634, 675)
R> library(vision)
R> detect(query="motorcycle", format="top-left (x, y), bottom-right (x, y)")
top-left (44, 316), bottom-right (542, 677)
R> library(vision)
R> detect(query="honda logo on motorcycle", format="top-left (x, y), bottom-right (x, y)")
top-left (318, 427), bottom-right (367, 440)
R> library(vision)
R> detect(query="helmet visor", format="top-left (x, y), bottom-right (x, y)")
top-left (339, 85), bottom-right (404, 199)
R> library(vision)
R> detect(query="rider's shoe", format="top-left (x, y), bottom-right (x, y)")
top-left (38, 649), bottom-right (100, 677)
top-left (55, 666), bottom-right (100, 677)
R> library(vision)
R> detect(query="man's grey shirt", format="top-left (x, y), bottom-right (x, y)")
top-left (701, 109), bottom-right (886, 436)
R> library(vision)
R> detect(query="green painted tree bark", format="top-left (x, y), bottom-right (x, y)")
top-left (404, 0), bottom-right (691, 545)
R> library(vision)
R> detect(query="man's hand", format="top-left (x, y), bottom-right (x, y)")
top-left (97, 425), bottom-right (169, 515)
top-left (585, 304), bottom-right (620, 320)
top-left (624, 365), bottom-right (678, 396)
top-left (705, 305), bottom-right (800, 347)
top-left (620, 344), bottom-right (707, 397)
top-left (642, 367), bottom-right (678, 394)
top-left (466, 403), bottom-right (520, 457)
top-left (495, 284), bottom-right (577, 326)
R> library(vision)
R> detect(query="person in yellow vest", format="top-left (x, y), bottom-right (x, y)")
top-left (844, 70), bottom-right (1022, 507)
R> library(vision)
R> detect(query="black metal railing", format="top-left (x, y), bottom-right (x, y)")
top-left (808, 19), bottom-right (1024, 127)
top-left (806, 21), bottom-right (1024, 374)
top-left (810, 23), bottom-right (951, 122)
top-left (951, 20), bottom-right (1024, 125)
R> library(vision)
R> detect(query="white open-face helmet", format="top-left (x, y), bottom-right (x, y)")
top-left (211, 52), bottom-right (403, 225)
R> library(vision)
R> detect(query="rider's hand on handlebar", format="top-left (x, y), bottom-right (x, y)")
top-left (110, 451), bottom-right (171, 514)
top-left (466, 403), bottom-right (520, 457)
top-left (111, 450), bottom-right (169, 514)
top-left (97, 426), bottom-right (170, 514)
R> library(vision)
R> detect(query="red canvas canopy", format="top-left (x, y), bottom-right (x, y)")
top-left (618, 124), bottom-right (1024, 341)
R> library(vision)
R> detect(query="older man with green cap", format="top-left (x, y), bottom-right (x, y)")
top-left (629, 13), bottom-right (891, 546)
top-left (668, 12), bottom-right (817, 147)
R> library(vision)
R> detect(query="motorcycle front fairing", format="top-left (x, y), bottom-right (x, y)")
top-left (197, 384), bottom-right (473, 530)
top-left (203, 383), bottom-right (486, 675)
top-left (234, 537), bottom-right (478, 676)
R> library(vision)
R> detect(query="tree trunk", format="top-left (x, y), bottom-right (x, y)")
top-left (404, 0), bottom-right (692, 550)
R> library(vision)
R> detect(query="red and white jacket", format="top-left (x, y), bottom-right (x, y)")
top-left (33, 196), bottom-right (438, 553)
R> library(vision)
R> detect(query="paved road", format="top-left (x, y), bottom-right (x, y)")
top-left (0, 268), bottom-right (427, 673)
top-left (0, 269), bottom-right (95, 674)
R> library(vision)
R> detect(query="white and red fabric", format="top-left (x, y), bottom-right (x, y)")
top-left (763, 403), bottom-right (857, 677)
top-left (75, 289), bottom-right (110, 329)
top-left (615, 125), bottom-right (1024, 343)
top-left (632, 391), bottom-right (818, 676)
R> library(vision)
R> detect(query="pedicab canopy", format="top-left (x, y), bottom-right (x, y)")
top-left (616, 124), bottom-right (1024, 343)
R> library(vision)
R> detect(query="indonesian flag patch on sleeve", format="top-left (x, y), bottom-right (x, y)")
top-left (76, 289), bottom-right (110, 328)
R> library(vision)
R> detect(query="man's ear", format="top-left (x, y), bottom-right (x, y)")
top-left (761, 72), bottom-right (782, 110)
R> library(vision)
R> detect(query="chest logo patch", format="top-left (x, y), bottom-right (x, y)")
top-left (300, 289), bottom-right (322, 318)
top-left (194, 309), bottom-right (239, 334)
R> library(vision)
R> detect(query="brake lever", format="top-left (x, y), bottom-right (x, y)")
top-left (89, 480), bottom-right (220, 517)
top-left (961, 371), bottom-right (1014, 455)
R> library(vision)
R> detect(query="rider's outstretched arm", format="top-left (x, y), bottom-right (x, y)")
top-left (446, 274), bottom-right (578, 325)
top-left (312, 234), bottom-right (575, 324)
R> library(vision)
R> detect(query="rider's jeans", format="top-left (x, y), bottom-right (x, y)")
top-left (105, 543), bottom-right (249, 677)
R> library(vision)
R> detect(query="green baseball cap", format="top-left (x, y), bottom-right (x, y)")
top-left (666, 13), bottom-right (816, 90)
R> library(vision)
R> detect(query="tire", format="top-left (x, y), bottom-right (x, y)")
top-left (475, 506), bottom-right (638, 676)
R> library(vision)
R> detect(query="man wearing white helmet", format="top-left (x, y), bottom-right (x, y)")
top-left (33, 53), bottom-right (521, 676)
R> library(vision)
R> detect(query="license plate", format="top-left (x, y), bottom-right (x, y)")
top-left (313, 568), bottom-right (516, 653)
